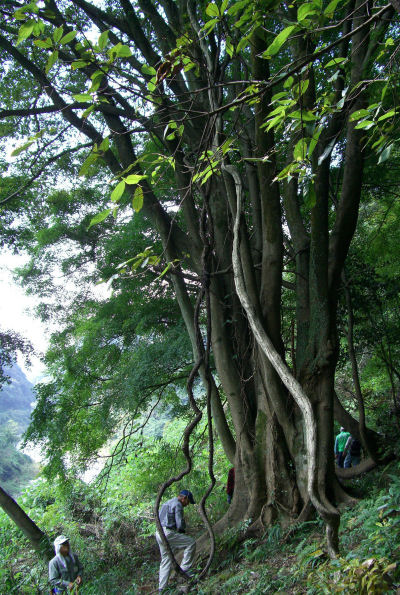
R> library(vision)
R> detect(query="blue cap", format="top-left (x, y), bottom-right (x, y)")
top-left (179, 489), bottom-right (195, 504)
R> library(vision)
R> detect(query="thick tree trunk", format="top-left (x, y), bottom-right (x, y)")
top-left (0, 485), bottom-right (52, 560)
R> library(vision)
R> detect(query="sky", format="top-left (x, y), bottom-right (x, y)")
top-left (0, 248), bottom-right (47, 383)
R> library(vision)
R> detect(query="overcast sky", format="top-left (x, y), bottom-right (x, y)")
top-left (0, 248), bottom-right (47, 382)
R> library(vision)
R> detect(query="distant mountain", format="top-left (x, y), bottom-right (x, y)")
top-left (0, 363), bottom-right (35, 433)
top-left (0, 364), bottom-right (37, 496)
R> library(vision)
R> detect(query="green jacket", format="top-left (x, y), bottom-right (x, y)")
top-left (335, 431), bottom-right (350, 454)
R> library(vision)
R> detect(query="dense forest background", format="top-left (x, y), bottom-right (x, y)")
top-left (0, 0), bottom-right (399, 592)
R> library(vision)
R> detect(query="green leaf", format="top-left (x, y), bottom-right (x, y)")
top-left (73, 93), bottom-right (93, 102)
top-left (11, 141), bottom-right (34, 157)
top-left (324, 0), bottom-right (342, 17)
top-left (45, 50), bottom-right (58, 75)
top-left (206, 3), bottom-right (220, 17)
top-left (79, 151), bottom-right (98, 176)
top-left (284, 76), bottom-right (294, 89)
top-left (262, 25), bottom-right (296, 58)
top-left (288, 110), bottom-right (316, 121)
top-left (308, 126), bottom-right (322, 157)
top-left (297, 3), bottom-right (317, 21)
top-left (377, 109), bottom-right (396, 121)
top-left (125, 174), bottom-right (147, 184)
top-left (221, 138), bottom-right (234, 154)
top-left (156, 262), bottom-right (173, 280)
top-left (305, 184), bottom-right (317, 209)
top-left (110, 43), bottom-right (132, 58)
top-left (34, 38), bottom-right (53, 49)
top-left (227, 0), bottom-right (249, 16)
top-left (293, 79), bottom-right (309, 98)
top-left (203, 18), bottom-right (219, 34)
top-left (118, 44), bottom-right (132, 57)
top-left (17, 20), bottom-right (35, 45)
top-left (378, 144), bottom-right (393, 164)
top-left (98, 30), bottom-right (109, 50)
top-left (82, 105), bottom-right (95, 118)
top-left (221, 0), bottom-right (229, 12)
top-left (111, 181), bottom-right (125, 203)
top-left (60, 31), bottom-right (77, 45)
top-left (354, 120), bottom-right (375, 130)
top-left (226, 37), bottom-right (234, 57)
top-left (99, 137), bottom-right (109, 152)
top-left (71, 60), bottom-right (89, 70)
top-left (33, 21), bottom-right (45, 36)
top-left (265, 114), bottom-right (285, 131)
top-left (132, 185), bottom-right (144, 212)
top-left (88, 209), bottom-right (112, 229)
top-left (293, 138), bottom-right (308, 161)
top-left (142, 64), bottom-right (157, 76)
top-left (324, 57), bottom-right (347, 68)
top-left (271, 91), bottom-right (288, 102)
top-left (53, 26), bottom-right (63, 44)
top-left (349, 109), bottom-right (371, 122)
top-left (14, 7), bottom-right (30, 20)
top-left (268, 104), bottom-right (286, 117)
top-left (236, 34), bottom-right (250, 53)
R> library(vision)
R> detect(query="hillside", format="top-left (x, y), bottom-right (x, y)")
top-left (0, 364), bottom-right (37, 496)
top-left (0, 363), bottom-right (35, 432)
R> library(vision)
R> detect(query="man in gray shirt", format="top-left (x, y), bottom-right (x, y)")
top-left (49, 535), bottom-right (83, 593)
top-left (156, 489), bottom-right (196, 592)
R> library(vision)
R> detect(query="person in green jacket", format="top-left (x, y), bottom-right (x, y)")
top-left (334, 427), bottom-right (350, 468)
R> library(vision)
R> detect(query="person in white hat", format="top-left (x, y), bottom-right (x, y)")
top-left (48, 535), bottom-right (83, 593)
top-left (156, 489), bottom-right (197, 592)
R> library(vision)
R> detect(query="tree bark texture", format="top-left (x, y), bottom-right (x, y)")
top-left (0, 485), bottom-right (52, 560)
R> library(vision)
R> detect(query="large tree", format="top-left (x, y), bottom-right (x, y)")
top-left (0, 0), bottom-right (398, 555)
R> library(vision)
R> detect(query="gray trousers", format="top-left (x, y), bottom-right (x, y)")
top-left (155, 529), bottom-right (196, 591)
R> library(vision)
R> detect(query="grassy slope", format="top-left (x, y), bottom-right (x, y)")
top-left (3, 462), bottom-right (400, 594)
top-left (128, 463), bottom-right (400, 594)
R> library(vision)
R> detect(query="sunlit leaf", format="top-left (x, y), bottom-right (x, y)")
top-left (16, 20), bottom-right (35, 45)
top-left (88, 209), bottom-right (112, 229)
top-left (53, 26), bottom-right (63, 44)
top-left (262, 25), bottom-right (296, 58)
top-left (125, 174), bottom-right (147, 184)
top-left (132, 186), bottom-right (144, 212)
top-left (45, 50), bottom-right (58, 75)
top-left (206, 3), bottom-right (220, 17)
top-left (60, 31), bottom-right (77, 45)
top-left (111, 181), bottom-right (125, 203)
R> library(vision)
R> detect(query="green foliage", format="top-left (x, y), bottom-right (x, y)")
top-left (307, 556), bottom-right (395, 594)
top-left (0, 409), bottom-right (231, 593)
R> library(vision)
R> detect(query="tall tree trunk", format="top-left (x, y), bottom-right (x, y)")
top-left (0, 485), bottom-right (52, 560)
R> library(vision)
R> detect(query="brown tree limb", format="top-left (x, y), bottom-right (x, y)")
top-left (0, 485), bottom-right (52, 560)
